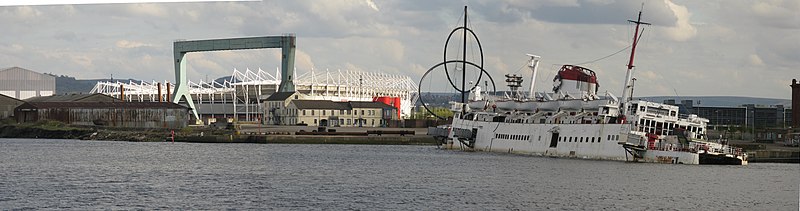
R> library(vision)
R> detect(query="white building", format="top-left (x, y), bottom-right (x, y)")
top-left (0, 67), bottom-right (55, 99)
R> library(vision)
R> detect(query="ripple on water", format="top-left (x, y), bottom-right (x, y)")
top-left (0, 138), bottom-right (797, 210)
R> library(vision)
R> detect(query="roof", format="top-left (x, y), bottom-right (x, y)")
top-left (290, 100), bottom-right (397, 110)
top-left (0, 67), bottom-right (54, 79)
top-left (26, 93), bottom-right (118, 102)
top-left (350, 101), bottom-right (396, 109)
top-left (0, 93), bottom-right (24, 103)
top-left (264, 92), bottom-right (296, 101)
top-left (17, 102), bottom-right (188, 109)
top-left (292, 100), bottom-right (351, 110)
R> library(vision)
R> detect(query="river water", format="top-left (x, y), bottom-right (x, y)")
top-left (0, 138), bottom-right (797, 210)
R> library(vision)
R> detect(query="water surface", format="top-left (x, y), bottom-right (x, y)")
top-left (0, 138), bottom-right (797, 210)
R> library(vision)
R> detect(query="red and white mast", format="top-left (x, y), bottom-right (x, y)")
top-left (620, 4), bottom-right (650, 117)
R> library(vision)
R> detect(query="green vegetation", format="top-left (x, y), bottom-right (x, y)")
top-left (410, 107), bottom-right (453, 119)
top-left (18, 120), bottom-right (81, 131)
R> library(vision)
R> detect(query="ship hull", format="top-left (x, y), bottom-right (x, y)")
top-left (447, 118), bottom-right (632, 161)
top-left (698, 153), bottom-right (747, 165)
top-left (446, 118), bottom-right (745, 165)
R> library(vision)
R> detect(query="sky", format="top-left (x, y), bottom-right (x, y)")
top-left (0, 0), bottom-right (798, 99)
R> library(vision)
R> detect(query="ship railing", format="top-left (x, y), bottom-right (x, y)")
top-left (647, 142), bottom-right (744, 156)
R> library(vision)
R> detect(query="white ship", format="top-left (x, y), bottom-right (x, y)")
top-left (432, 9), bottom-right (747, 165)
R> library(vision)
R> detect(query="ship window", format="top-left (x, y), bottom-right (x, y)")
top-left (591, 137), bottom-right (595, 143)
top-left (538, 136), bottom-right (541, 141)
top-left (579, 137), bottom-right (583, 142)
top-left (568, 137), bottom-right (572, 142)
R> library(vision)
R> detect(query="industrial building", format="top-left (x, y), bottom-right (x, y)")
top-left (15, 102), bottom-right (189, 129)
top-left (26, 93), bottom-right (118, 103)
top-left (667, 100), bottom-right (792, 130)
top-left (0, 67), bottom-right (55, 100)
top-left (0, 93), bottom-right (24, 120)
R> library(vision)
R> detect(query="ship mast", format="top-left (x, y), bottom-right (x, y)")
top-left (527, 54), bottom-right (541, 99)
top-left (620, 4), bottom-right (650, 117)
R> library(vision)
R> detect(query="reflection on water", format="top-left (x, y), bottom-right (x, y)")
top-left (0, 138), bottom-right (797, 210)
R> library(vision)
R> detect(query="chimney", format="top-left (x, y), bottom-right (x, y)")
top-left (157, 83), bottom-right (162, 102)
top-left (792, 79), bottom-right (799, 128)
top-left (166, 83), bottom-right (171, 102)
top-left (120, 84), bottom-right (125, 102)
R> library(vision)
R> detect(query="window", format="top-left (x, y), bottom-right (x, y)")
top-left (361, 110), bottom-right (365, 115)
top-left (302, 110), bottom-right (306, 116)
top-left (591, 137), bottom-right (595, 143)
top-left (347, 119), bottom-right (351, 125)
top-left (314, 119), bottom-right (317, 124)
top-left (580, 137), bottom-right (583, 142)
top-left (347, 110), bottom-right (352, 115)
top-left (340, 110), bottom-right (344, 115)
top-left (312, 110), bottom-right (315, 115)
top-left (323, 110), bottom-right (326, 115)
top-left (569, 137), bottom-right (573, 142)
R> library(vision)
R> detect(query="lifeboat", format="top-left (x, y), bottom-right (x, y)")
top-left (538, 101), bottom-right (559, 111)
top-left (558, 99), bottom-right (583, 111)
top-left (581, 99), bottom-right (608, 111)
top-left (468, 100), bottom-right (487, 110)
top-left (495, 100), bottom-right (516, 111)
top-left (516, 101), bottom-right (538, 112)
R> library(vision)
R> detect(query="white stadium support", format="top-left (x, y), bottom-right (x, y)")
top-left (91, 68), bottom-right (418, 121)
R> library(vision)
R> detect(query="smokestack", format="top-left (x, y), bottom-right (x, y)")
top-left (792, 79), bottom-right (799, 128)
top-left (166, 83), bottom-right (171, 102)
top-left (120, 84), bottom-right (125, 102)
top-left (157, 83), bottom-right (162, 102)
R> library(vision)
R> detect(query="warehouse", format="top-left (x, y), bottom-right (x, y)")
top-left (0, 93), bottom-right (24, 120)
top-left (15, 102), bottom-right (189, 129)
top-left (0, 67), bottom-right (55, 99)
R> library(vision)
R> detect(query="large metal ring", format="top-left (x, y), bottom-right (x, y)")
top-left (418, 60), bottom-right (496, 120)
top-left (442, 26), bottom-right (484, 93)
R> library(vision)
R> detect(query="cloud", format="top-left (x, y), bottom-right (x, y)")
top-left (365, 0), bottom-right (379, 12)
top-left (750, 0), bottom-right (800, 29)
top-left (125, 3), bottom-right (168, 17)
top-left (0, 0), bottom-right (795, 99)
top-left (115, 40), bottom-right (154, 48)
top-left (659, 0), bottom-right (696, 42)
top-left (748, 54), bottom-right (764, 66)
